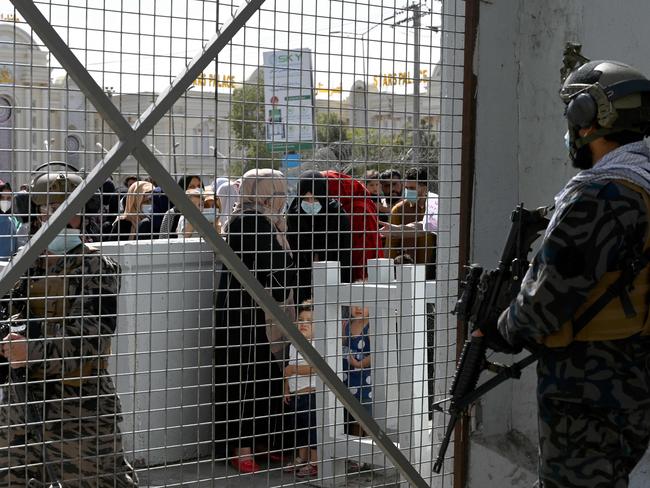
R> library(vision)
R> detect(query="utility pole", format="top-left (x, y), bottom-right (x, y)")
top-left (412, 2), bottom-right (421, 166)
top-left (392, 2), bottom-right (431, 166)
top-left (170, 105), bottom-right (178, 176)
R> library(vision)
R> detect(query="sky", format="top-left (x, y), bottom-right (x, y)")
top-left (0, 0), bottom-right (441, 99)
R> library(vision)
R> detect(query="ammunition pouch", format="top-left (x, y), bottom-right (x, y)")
top-left (30, 357), bottom-right (110, 388)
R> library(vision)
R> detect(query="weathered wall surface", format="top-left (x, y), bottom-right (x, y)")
top-left (470, 1), bottom-right (650, 486)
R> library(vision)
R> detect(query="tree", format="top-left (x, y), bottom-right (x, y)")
top-left (229, 71), bottom-right (276, 171)
top-left (345, 122), bottom-right (440, 183)
top-left (418, 123), bottom-right (440, 172)
top-left (316, 111), bottom-right (348, 145)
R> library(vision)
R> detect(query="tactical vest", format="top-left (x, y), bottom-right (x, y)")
top-left (545, 180), bottom-right (650, 347)
top-left (29, 245), bottom-right (110, 386)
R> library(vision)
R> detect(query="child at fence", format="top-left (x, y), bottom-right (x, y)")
top-left (283, 299), bottom-right (318, 478)
top-left (342, 301), bottom-right (372, 433)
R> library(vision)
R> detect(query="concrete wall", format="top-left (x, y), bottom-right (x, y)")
top-left (99, 238), bottom-right (218, 467)
top-left (470, 1), bottom-right (650, 486)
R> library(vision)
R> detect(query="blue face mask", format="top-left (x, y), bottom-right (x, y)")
top-left (202, 209), bottom-right (217, 221)
top-left (404, 188), bottom-right (418, 202)
top-left (300, 200), bottom-right (322, 215)
top-left (141, 204), bottom-right (153, 215)
top-left (47, 228), bottom-right (82, 254)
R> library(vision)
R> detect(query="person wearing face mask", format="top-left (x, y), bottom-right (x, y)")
top-left (176, 188), bottom-right (205, 237)
top-left (0, 180), bottom-right (22, 258)
top-left (474, 51), bottom-right (650, 488)
top-left (387, 167), bottom-right (437, 279)
top-left (214, 168), bottom-right (296, 474)
top-left (159, 175), bottom-right (204, 238)
top-left (287, 171), bottom-right (352, 303)
top-left (109, 180), bottom-right (155, 240)
top-left (0, 167), bottom-right (138, 486)
top-left (200, 187), bottom-right (222, 234)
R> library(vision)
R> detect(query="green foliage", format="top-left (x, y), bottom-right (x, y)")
top-left (228, 71), bottom-right (277, 172)
top-left (345, 123), bottom-right (440, 184)
top-left (347, 127), bottom-right (409, 165)
top-left (316, 111), bottom-right (348, 144)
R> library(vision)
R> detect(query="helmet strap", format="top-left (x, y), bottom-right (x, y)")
top-left (574, 126), bottom-right (643, 149)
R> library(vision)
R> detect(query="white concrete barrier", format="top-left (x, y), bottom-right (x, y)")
top-left (312, 259), bottom-right (432, 486)
top-left (99, 238), bottom-right (219, 467)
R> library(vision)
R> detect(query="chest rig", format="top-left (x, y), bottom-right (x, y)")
top-left (27, 246), bottom-right (110, 386)
top-left (545, 180), bottom-right (650, 347)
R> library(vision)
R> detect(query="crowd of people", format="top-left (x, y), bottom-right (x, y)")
top-left (0, 162), bottom-right (438, 484)
top-left (0, 166), bottom-right (439, 277)
top-left (212, 167), bottom-right (438, 476)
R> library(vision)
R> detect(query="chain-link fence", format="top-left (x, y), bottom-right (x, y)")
top-left (0, 0), bottom-right (465, 486)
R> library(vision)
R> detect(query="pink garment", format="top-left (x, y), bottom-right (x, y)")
top-left (422, 191), bottom-right (439, 232)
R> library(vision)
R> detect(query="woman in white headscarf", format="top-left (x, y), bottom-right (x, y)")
top-left (215, 178), bottom-right (240, 231)
top-left (215, 169), bottom-right (295, 474)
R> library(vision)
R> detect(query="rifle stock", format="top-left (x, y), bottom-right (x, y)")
top-left (432, 204), bottom-right (549, 474)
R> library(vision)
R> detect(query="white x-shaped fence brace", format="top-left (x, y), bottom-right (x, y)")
top-left (0, 1), bottom-right (432, 486)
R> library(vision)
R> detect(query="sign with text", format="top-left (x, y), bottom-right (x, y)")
top-left (263, 49), bottom-right (314, 153)
top-left (373, 69), bottom-right (430, 89)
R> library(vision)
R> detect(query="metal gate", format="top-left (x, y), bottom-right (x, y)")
top-left (0, 0), bottom-right (469, 486)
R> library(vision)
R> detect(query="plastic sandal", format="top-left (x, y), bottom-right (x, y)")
top-left (296, 463), bottom-right (318, 478)
top-left (230, 457), bottom-right (261, 474)
top-left (347, 460), bottom-right (371, 473)
top-left (283, 456), bottom-right (306, 473)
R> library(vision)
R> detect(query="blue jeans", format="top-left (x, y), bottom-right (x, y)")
top-left (286, 392), bottom-right (317, 447)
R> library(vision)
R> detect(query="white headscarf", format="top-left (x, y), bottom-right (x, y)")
top-left (216, 180), bottom-right (239, 230)
top-left (224, 169), bottom-right (290, 250)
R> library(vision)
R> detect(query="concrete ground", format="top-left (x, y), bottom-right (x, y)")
top-left (137, 457), bottom-right (400, 487)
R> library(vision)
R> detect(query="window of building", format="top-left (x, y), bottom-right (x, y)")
top-left (65, 134), bottom-right (81, 166)
top-left (192, 121), bottom-right (213, 156)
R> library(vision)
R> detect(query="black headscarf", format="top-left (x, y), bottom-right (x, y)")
top-left (168, 174), bottom-right (203, 211)
top-left (287, 171), bottom-right (352, 302)
top-left (177, 175), bottom-right (203, 191)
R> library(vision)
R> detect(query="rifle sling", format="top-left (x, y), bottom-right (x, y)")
top-left (572, 249), bottom-right (650, 337)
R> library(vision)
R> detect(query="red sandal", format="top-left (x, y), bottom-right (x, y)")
top-left (230, 457), bottom-right (261, 474)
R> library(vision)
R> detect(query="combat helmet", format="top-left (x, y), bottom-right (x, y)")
top-left (560, 44), bottom-right (650, 160)
top-left (29, 162), bottom-right (83, 207)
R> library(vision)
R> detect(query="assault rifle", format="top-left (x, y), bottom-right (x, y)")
top-left (432, 204), bottom-right (550, 474)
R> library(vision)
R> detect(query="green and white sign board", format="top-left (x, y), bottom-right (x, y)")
top-left (263, 49), bottom-right (314, 153)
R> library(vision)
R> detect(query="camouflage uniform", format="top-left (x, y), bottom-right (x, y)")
top-left (0, 244), bottom-right (138, 487)
top-left (498, 142), bottom-right (650, 487)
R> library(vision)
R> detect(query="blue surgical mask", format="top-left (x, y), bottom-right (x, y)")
top-left (404, 188), bottom-right (418, 202)
top-left (564, 130), bottom-right (571, 150)
top-left (47, 228), bottom-right (82, 254)
top-left (202, 209), bottom-right (217, 221)
top-left (141, 204), bottom-right (153, 215)
top-left (301, 200), bottom-right (322, 215)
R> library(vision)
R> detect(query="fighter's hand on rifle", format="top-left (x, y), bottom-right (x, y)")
top-left (1, 332), bottom-right (28, 368)
top-left (474, 311), bottom-right (522, 355)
